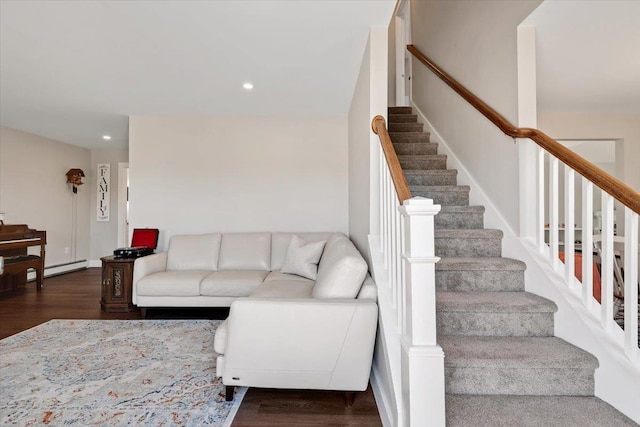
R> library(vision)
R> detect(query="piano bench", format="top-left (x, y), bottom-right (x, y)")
top-left (1, 255), bottom-right (43, 291)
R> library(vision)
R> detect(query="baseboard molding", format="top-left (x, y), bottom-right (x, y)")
top-left (88, 260), bottom-right (101, 268)
top-left (26, 260), bottom-right (88, 281)
top-left (368, 234), bottom-right (402, 427)
top-left (370, 364), bottom-right (393, 427)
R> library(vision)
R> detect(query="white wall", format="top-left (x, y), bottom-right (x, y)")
top-left (128, 116), bottom-right (348, 249)
top-left (538, 113), bottom-right (640, 191)
top-left (89, 149), bottom-right (129, 261)
top-left (410, 0), bottom-right (543, 231)
top-left (0, 126), bottom-right (91, 266)
top-left (348, 26), bottom-right (388, 264)
top-left (349, 37), bottom-right (372, 261)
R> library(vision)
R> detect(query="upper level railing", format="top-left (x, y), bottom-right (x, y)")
top-left (407, 44), bottom-right (640, 214)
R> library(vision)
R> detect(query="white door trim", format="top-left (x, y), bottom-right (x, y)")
top-left (395, 0), bottom-right (412, 106)
top-left (117, 162), bottom-right (129, 248)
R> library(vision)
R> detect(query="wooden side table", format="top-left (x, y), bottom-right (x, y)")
top-left (100, 256), bottom-right (138, 312)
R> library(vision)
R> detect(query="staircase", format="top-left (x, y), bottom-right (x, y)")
top-left (387, 106), bottom-right (637, 426)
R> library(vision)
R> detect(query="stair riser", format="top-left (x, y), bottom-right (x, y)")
top-left (389, 123), bottom-right (424, 132)
top-left (390, 133), bottom-right (430, 143)
top-left (435, 238), bottom-right (501, 257)
top-left (394, 143), bottom-right (438, 155)
top-left (437, 312), bottom-right (554, 337)
top-left (445, 367), bottom-right (595, 396)
top-left (435, 212), bottom-right (484, 229)
top-left (388, 114), bottom-right (418, 123)
top-left (400, 158), bottom-right (447, 170)
top-left (411, 189), bottom-right (469, 206)
top-left (406, 172), bottom-right (457, 186)
top-left (436, 270), bottom-right (525, 292)
top-left (388, 106), bottom-right (413, 114)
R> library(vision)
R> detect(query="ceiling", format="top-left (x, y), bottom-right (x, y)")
top-left (523, 0), bottom-right (640, 115)
top-left (6, 1), bottom-right (635, 152)
top-left (0, 0), bottom-right (395, 150)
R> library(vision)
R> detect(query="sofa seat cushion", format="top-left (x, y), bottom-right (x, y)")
top-left (137, 271), bottom-right (211, 296)
top-left (200, 271), bottom-right (269, 297)
top-left (214, 319), bottom-right (227, 354)
top-left (249, 280), bottom-right (314, 298)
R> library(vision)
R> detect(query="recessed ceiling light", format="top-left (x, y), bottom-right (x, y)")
top-left (243, 82), bottom-right (254, 90)
top-left (102, 135), bottom-right (111, 140)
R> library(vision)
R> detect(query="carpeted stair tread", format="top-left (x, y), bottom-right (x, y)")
top-left (439, 206), bottom-right (484, 214)
top-left (437, 291), bottom-right (557, 313)
top-left (404, 169), bottom-right (457, 186)
top-left (435, 206), bottom-right (485, 229)
top-left (410, 185), bottom-right (470, 206)
top-left (437, 292), bottom-right (555, 337)
top-left (389, 132), bottom-right (431, 143)
top-left (435, 229), bottom-right (502, 239)
top-left (398, 154), bottom-right (447, 170)
top-left (393, 142), bottom-right (439, 155)
top-left (436, 257), bottom-right (525, 271)
top-left (388, 106), bottom-right (413, 114)
top-left (445, 395), bottom-right (638, 427)
top-left (442, 336), bottom-right (597, 395)
top-left (388, 114), bottom-right (418, 123)
top-left (435, 257), bottom-right (526, 292)
top-left (388, 122), bottom-right (423, 132)
top-left (439, 335), bottom-right (598, 369)
top-left (398, 154), bottom-right (446, 161)
top-left (435, 229), bottom-right (503, 257)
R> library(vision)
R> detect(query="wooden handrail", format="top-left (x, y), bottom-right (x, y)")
top-left (407, 44), bottom-right (640, 214)
top-left (372, 115), bottom-right (412, 203)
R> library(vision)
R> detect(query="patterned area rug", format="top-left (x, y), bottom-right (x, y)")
top-left (0, 319), bottom-right (246, 426)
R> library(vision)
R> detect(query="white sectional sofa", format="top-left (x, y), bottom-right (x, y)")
top-left (132, 232), bottom-right (378, 398)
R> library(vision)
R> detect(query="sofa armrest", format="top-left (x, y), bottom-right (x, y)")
top-left (132, 252), bottom-right (168, 304)
top-left (220, 298), bottom-right (378, 391)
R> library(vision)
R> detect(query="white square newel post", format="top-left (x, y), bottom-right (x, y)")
top-left (399, 197), bottom-right (445, 426)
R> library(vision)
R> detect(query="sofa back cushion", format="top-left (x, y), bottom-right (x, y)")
top-left (271, 232), bottom-right (333, 271)
top-left (167, 233), bottom-right (222, 271)
top-left (218, 233), bottom-right (271, 271)
top-left (312, 233), bottom-right (368, 299)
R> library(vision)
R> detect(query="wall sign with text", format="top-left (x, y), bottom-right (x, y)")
top-left (97, 164), bottom-right (110, 222)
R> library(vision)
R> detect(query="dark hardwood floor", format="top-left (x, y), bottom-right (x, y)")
top-left (0, 268), bottom-right (382, 426)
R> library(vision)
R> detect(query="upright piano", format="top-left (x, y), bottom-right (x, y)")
top-left (0, 224), bottom-right (47, 293)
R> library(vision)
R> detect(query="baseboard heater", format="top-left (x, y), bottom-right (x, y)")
top-left (26, 260), bottom-right (88, 281)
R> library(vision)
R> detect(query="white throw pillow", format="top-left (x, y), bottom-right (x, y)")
top-left (280, 235), bottom-right (326, 280)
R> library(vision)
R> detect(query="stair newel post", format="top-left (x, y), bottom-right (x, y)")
top-left (399, 197), bottom-right (445, 427)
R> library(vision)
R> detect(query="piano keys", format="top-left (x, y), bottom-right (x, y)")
top-left (0, 224), bottom-right (47, 293)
